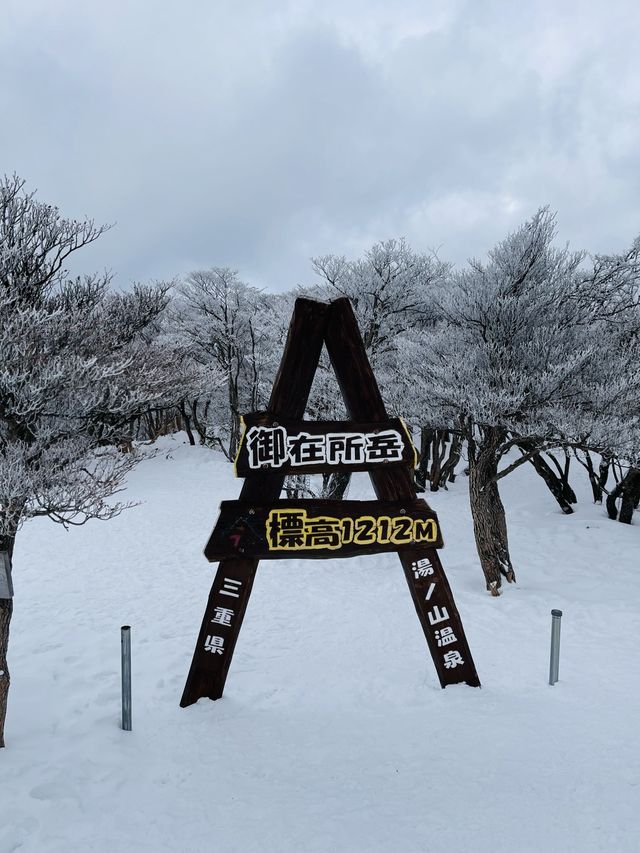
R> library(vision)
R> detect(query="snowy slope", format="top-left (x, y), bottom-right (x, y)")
top-left (1, 435), bottom-right (639, 853)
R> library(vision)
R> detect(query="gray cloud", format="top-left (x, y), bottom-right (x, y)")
top-left (1, 0), bottom-right (639, 291)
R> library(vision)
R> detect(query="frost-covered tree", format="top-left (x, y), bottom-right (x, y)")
top-left (312, 238), bottom-right (448, 368)
top-left (0, 176), bottom-right (192, 747)
top-left (405, 209), bottom-right (640, 594)
top-left (170, 269), bottom-right (276, 458)
top-left (308, 240), bottom-right (449, 496)
top-left (583, 237), bottom-right (640, 519)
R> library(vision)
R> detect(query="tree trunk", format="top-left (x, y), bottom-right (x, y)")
top-left (414, 426), bottom-right (432, 492)
top-left (414, 427), bottom-right (431, 492)
top-left (599, 453), bottom-right (611, 494)
top-left (440, 433), bottom-right (462, 485)
top-left (178, 401), bottom-right (196, 446)
top-left (283, 474), bottom-right (313, 499)
top-left (416, 428), bottom-right (460, 492)
top-left (468, 428), bottom-right (515, 595)
top-left (190, 399), bottom-right (209, 446)
top-left (549, 449), bottom-right (577, 505)
top-left (525, 450), bottom-right (575, 514)
top-left (228, 378), bottom-right (241, 460)
top-left (321, 471), bottom-right (351, 500)
top-left (428, 430), bottom-right (446, 491)
top-left (607, 467), bottom-right (640, 524)
top-left (0, 598), bottom-right (11, 749)
top-left (574, 448), bottom-right (608, 503)
top-left (0, 530), bottom-right (17, 749)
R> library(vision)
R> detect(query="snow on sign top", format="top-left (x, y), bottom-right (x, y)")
top-left (234, 413), bottom-right (418, 477)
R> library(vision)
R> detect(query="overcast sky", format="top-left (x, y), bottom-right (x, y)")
top-left (2, 0), bottom-right (639, 291)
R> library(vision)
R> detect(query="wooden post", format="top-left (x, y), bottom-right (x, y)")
top-left (324, 298), bottom-right (480, 688)
top-left (180, 299), bottom-right (330, 707)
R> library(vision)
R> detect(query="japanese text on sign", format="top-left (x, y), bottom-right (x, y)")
top-left (265, 508), bottom-right (438, 551)
top-left (410, 559), bottom-right (466, 670)
top-left (246, 426), bottom-right (405, 470)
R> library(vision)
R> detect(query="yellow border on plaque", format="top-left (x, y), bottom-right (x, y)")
top-left (265, 508), bottom-right (438, 551)
top-left (399, 417), bottom-right (419, 470)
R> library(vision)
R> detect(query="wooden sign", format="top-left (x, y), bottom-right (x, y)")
top-left (204, 499), bottom-right (442, 561)
top-left (180, 297), bottom-right (480, 709)
top-left (0, 553), bottom-right (13, 599)
top-left (234, 414), bottom-right (417, 477)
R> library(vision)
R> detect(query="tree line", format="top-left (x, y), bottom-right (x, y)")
top-left (154, 212), bottom-right (640, 596)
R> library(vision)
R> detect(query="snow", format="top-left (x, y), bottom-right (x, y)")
top-left (2, 435), bottom-right (639, 853)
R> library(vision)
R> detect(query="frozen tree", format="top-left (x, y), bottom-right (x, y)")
top-left (309, 240), bottom-right (449, 496)
top-left (404, 209), bottom-right (640, 594)
top-left (515, 236), bottom-right (640, 511)
top-left (0, 175), bottom-right (195, 747)
top-left (170, 269), bottom-right (277, 458)
top-left (312, 238), bottom-right (448, 368)
top-left (583, 237), bottom-right (640, 519)
top-left (122, 307), bottom-right (225, 445)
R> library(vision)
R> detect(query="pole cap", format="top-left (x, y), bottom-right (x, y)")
top-left (551, 609), bottom-right (563, 617)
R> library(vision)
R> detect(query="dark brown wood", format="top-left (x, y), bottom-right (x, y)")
top-left (396, 547), bottom-right (479, 687)
top-left (180, 298), bottom-right (330, 707)
top-left (607, 466), bottom-right (640, 524)
top-left (234, 414), bottom-right (417, 477)
top-left (324, 298), bottom-right (480, 688)
top-left (468, 426), bottom-right (515, 595)
top-left (181, 295), bottom-right (480, 708)
top-left (0, 598), bottom-right (10, 748)
top-left (204, 499), bottom-right (443, 561)
top-left (0, 535), bottom-right (17, 749)
top-left (0, 553), bottom-right (12, 599)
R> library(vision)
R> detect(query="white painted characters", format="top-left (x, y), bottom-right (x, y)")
top-left (245, 426), bottom-right (405, 469)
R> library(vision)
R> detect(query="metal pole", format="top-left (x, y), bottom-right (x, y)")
top-left (549, 609), bottom-right (562, 686)
top-left (121, 625), bottom-right (132, 730)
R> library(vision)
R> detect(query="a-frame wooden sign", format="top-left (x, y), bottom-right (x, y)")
top-left (180, 297), bottom-right (480, 707)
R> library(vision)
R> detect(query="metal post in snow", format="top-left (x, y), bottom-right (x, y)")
top-left (549, 609), bottom-right (562, 686)
top-left (121, 625), bottom-right (132, 731)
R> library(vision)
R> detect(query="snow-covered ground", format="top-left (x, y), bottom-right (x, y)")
top-left (1, 435), bottom-right (639, 853)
